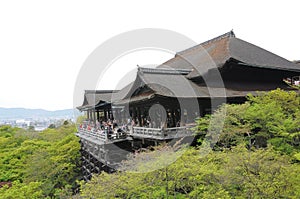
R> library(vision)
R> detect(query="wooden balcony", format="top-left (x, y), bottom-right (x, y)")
top-left (76, 128), bottom-right (127, 145)
top-left (131, 126), bottom-right (194, 140)
top-left (77, 125), bottom-right (194, 143)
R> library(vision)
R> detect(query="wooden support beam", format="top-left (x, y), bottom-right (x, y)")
top-left (137, 107), bottom-right (142, 127)
top-left (87, 110), bottom-right (90, 120)
top-left (104, 109), bottom-right (107, 121)
top-left (90, 110), bottom-right (93, 121)
top-left (97, 111), bottom-right (100, 122)
top-left (93, 110), bottom-right (96, 123)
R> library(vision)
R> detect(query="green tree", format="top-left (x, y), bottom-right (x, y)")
top-left (0, 181), bottom-right (43, 199)
top-left (48, 123), bottom-right (56, 129)
top-left (0, 123), bottom-right (81, 198)
top-left (78, 89), bottom-right (300, 198)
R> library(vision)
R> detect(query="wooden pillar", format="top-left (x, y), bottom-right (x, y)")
top-left (137, 107), bottom-right (142, 127)
top-left (111, 109), bottom-right (114, 120)
top-left (86, 110), bottom-right (90, 120)
top-left (115, 109), bottom-right (119, 123)
top-left (140, 107), bottom-right (144, 127)
top-left (172, 109), bottom-right (176, 127)
top-left (107, 109), bottom-right (109, 121)
top-left (96, 111), bottom-right (100, 122)
top-left (88, 110), bottom-right (91, 121)
top-left (132, 108), bottom-right (136, 124)
top-left (104, 110), bottom-right (107, 121)
top-left (166, 109), bottom-right (171, 128)
top-left (93, 110), bottom-right (96, 123)
top-left (181, 109), bottom-right (186, 127)
top-left (199, 105), bottom-right (204, 117)
top-left (143, 107), bottom-right (147, 126)
top-left (90, 110), bottom-right (94, 121)
top-left (109, 109), bottom-right (112, 120)
top-left (175, 109), bottom-right (180, 127)
top-left (120, 109), bottom-right (123, 124)
top-left (122, 109), bottom-right (125, 124)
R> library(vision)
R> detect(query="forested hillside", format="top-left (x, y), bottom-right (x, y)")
top-left (0, 89), bottom-right (299, 198)
top-left (0, 122), bottom-right (81, 198)
top-left (79, 89), bottom-right (300, 198)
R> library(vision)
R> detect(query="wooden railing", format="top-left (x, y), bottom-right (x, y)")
top-left (131, 127), bottom-right (163, 137)
top-left (163, 126), bottom-right (193, 139)
top-left (132, 126), bottom-right (193, 139)
top-left (78, 129), bottom-right (107, 140)
top-left (77, 125), bottom-right (194, 142)
top-left (77, 127), bottom-right (127, 143)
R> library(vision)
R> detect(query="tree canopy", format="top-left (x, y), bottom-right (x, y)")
top-left (1, 89), bottom-right (299, 198)
top-left (79, 89), bottom-right (300, 198)
top-left (0, 123), bottom-right (81, 198)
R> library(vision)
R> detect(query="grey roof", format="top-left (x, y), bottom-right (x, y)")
top-left (116, 58), bottom-right (299, 104)
top-left (78, 31), bottom-right (300, 107)
top-left (229, 37), bottom-right (300, 71)
top-left (77, 90), bottom-right (118, 110)
top-left (110, 82), bottom-right (134, 103)
top-left (138, 68), bottom-right (209, 98)
top-left (158, 31), bottom-right (300, 78)
top-left (115, 67), bottom-right (284, 105)
top-left (113, 68), bottom-right (202, 104)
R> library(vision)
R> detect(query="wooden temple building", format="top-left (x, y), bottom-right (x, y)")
top-left (76, 31), bottom-right (300, 179)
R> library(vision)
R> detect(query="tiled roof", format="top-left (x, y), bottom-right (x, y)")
top-left (78, 31), bottom-right (300, 108)
top-left (77, 90), bottom-right (118, 110)
top-left (158, 31), bottom-right (300, 78)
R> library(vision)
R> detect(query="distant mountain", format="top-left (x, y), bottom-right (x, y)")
top-left (0, 107), bottom-right (81, 120)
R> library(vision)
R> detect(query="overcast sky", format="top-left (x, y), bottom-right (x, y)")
top-left (0, 0), bottom-right (299, 110)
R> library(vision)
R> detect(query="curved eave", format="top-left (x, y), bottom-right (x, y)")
top-left (113, 93), bottom-right (156, 105)
top-left (236, 62), bottom-right (300, 73)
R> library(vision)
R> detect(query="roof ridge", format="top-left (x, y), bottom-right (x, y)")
top-left (177, 30), bottom-right (235, 55)
top-left (197, 30), bottom-right (235, 47)
top-left (175, 30), bottom-right (235, 57)
top-left (138, 67), bottom-right (192, 75)
top-left (85, 90), bottom-right (119, 94)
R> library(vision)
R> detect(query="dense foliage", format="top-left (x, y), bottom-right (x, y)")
top-left (0, 122), bottom-right (81, 198)
top-left (0, 89), bottom-right (299, 198)
top-left (79, 89), bottom-right (300, 198)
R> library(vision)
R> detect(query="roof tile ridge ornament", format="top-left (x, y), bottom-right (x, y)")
top-left (176, 30), bottom-right (236, 56)
top-left (225, 29), bottom-right (236, 62)
top-left (197, 30), bottom-right (235, 47)
top-left (137, 65), bottom-right (144, 76)
top-left (229, 29), bottom-right (235, 38)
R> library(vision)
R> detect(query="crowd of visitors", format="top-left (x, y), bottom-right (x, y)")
top-left (79, 119), bottom-right (128, 140)
top-left (78, 116), bottom-right (184, 140)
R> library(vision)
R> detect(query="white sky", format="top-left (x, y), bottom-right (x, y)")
top-left (0, 0), bottom-right (299, 111)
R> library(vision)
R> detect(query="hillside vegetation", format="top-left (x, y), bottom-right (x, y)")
top-left (0, 89), bottom-right (299, 198)
top-left (79, 89), bottom-right (300, 198)
top-left (0, 123), bottom-right (81, 198)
